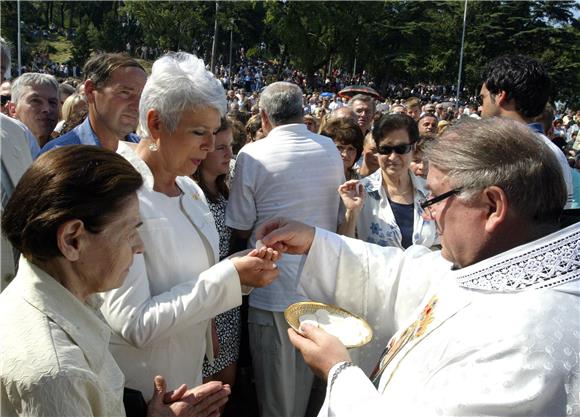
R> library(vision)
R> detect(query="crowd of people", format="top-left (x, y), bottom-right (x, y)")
top-left (0, 33), bottom-right (579, 417)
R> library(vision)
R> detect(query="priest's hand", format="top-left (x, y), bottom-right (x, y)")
top-left (288, 324), bottom-right (351, 381)
top-left (255, 217), bottom-right (315, 255)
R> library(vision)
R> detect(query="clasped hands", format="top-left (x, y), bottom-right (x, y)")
top-left (147, 375), bottom-right (231, 417)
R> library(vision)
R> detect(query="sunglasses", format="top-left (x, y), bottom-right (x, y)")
top-left (0, 95), bottom-right (10, 106)
top-left (375, 143), bottom-right (414, 155)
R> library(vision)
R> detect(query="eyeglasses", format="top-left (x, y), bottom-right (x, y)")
top-left (420, 188), bottom-right (462, 210)
top-left (375, 143), bottom-right (414, 155)
top-left (0, 95), bottom-right (10, 106)
top-left (419, 188), bottom-right (462, 219)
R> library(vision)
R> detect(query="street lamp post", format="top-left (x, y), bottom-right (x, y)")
top-left (228, 19), bottom-right (234, 89)
top-left (455, 0), bottom-right (468, 108)
top-left (17, 0), bottom-right (22, 75)
top-left (210, 1), bottom-right (219, 73)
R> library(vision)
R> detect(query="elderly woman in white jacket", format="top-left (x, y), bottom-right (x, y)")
top-left (100, 52), bottom-right (279, 400)
top-left (0, 146), bottom-right (231, 417)
top-left (339, 113), bottom-right (437, 249)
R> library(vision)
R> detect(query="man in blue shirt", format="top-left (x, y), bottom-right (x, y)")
top-left (41, 53), bottom-right (147, 155)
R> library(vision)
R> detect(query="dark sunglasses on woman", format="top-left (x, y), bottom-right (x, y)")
top-left (375, 143), bottom-right (414, 155)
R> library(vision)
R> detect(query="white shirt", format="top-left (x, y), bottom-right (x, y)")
top-left (100, 142), bottom-right (242, 399)
top-left (329, 101), bottom-right (343, 111)
top-left (1, 114), bottom-right (33, 290)
top-left (226, 123), bottom-right (345, 311)
top-left (1, 258), bottom-right (125, 417)
top-left (299, 224), bottom-right (580, 416)
top-left (356, 169), bottom-right (438, 249)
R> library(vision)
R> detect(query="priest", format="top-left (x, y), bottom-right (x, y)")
top-left (257, 117), bottom-right (579, 416)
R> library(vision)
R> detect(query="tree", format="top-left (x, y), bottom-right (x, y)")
top-left (71, 17), bottom-right (92, 65)
top-left (122, 2), bottom-right (211, 52)
top-left (264, 1), bottom-right (360, 87)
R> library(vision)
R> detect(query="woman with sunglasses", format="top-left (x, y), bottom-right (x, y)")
top-left (338, 113), bottom-right (437, 249)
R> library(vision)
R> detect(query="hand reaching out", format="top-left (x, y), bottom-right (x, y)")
top-left (255, 217), bottom-right (316, 255)
top-left (338, 180), bottom-right (365, 212)
top-left (230, 246), bottom-right (280, 288)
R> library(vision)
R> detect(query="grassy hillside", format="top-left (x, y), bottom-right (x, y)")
top-left (29, 35), bottom-right (152, 74)
top-left (39, 35), bottom-right (72, 64)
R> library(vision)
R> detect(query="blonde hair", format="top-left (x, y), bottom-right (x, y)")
top-left (61, 92), bottom-right (87, 123)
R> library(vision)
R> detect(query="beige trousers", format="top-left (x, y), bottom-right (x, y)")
top-left (249, 307), bottom-right (315, 417)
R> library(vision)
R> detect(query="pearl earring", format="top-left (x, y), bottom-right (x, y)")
top-left (148, 141), bottom-right (159, 152)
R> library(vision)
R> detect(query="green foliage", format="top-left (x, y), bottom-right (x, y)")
top-left (122, 2), bottom-right (211, 51)
top-left (88, 10), bottom-right (126, 53)
top-left (2, 0), bottom-right (578, 104)
top-left (245, 46), bottom-right (262, 61)
top-left (71, 17), bottom-right (92, 65)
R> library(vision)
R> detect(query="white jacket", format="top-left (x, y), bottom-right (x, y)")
top-left (100, 142), bottom-right (242, 400)
top-left (1, 258), bottom-right (125, 417)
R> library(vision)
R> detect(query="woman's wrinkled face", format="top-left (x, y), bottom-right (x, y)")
top-left (79, 194), bottom-right (144, 294)
top-left (377, 128), bottom-right (414, 177)
top-left (158, 106), bottom-right (221, 176)
top-left (201, 128), bottom-right (234, 177)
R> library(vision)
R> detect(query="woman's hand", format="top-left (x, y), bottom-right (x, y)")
top-left (148, 376), bottom-right (231, 417)
top-left (338, 180), bottom-right (365, 212)
top-left (287, 324), bottom-right (351, 381)
top-left (230, 246), bottom-right (279, 288)
top-left (337, 180), bottom-right (364, 238)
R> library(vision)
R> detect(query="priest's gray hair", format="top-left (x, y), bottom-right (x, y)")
top-left (259, 81), bottom-right (303, 126)
top-left (426, 117), bottom-right (566, 224)
top-left (11, 73), bottom-right (59, 104)
top-left (138, 52), bottom-right (226, 138)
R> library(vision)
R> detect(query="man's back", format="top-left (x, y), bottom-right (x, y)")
top-left (227, 123), bottom-right (344, 310)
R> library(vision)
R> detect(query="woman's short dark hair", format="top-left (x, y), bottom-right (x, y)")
top-left (372, 113), bottom-right (419, 146)
top-left (320, 118), bottom-right (364, 163)
top-left (2, 146), bottom-right (143, 262)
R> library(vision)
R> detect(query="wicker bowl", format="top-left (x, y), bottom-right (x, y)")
top-left (284, 301), bottom-right (373, 348)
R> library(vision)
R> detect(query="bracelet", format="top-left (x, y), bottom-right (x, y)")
top-left (329, 361), bottom-right (355, 392)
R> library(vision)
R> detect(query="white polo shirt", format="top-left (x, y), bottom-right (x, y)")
top-left (226, 123), bottom-right (345, 311)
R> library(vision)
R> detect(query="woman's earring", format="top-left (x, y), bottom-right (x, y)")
top-left (148, 141), bottom-right (159, 152)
